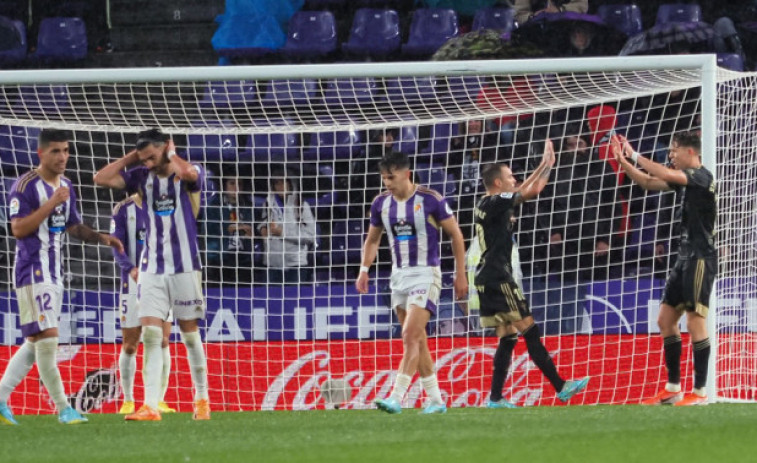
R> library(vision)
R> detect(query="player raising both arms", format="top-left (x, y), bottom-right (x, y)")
top-left (356, 151), bottom-right (468, 414)
top-left (111, 194), bottom-right (176, 415)
top-left (94, 128), bottom-right (210, 421)
top-left (0, 129), bottom-right (123, 425)
top-left (612, 131), bottom-right (716, 406)
top-left (475, 141), bottom-right (589, 408)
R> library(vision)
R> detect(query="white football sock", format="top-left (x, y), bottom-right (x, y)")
top-left (0, 340), bottom-right (36, 403)
top-left (35, 337), bottom-right (69, 411)
top-left (141, 326), bottom-right (163, 410)
top-left (118, 349), bottom-right (136, 402)
top-left (389, 373), bottom-right (413, 403)
top-left (160, 346), bottom-right (171, 402)
top-left (180, 331), bottom-right (208, 401)
top-left (421, 374), bottom-right (443, 405)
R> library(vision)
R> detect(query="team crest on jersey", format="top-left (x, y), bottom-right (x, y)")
top-left (38, 314), bottom-right (45, 323)
top-left (415, 203), bottom-right (422, 213)
top-left (9, 197), bottom-right (19, 216)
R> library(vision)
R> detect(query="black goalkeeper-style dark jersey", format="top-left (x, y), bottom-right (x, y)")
top-left (669, 166), bottom-right (717, 259)
top-left (474, 192), bottom-right (519, 285)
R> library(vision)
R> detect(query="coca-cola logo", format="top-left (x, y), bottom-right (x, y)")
top-left (261, 347), bottom-right (548, 410)
top-left (70, 368), bottom-right (119, 413)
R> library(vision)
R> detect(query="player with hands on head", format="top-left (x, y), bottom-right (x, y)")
top-left (475, 140), bottom-right (589, 408)
top-left (611, 131), bottom-right (716, 406)
top-left (356, 150), bottom-right (468, 414)
top-left (0, 129), bottom-right (123, 426)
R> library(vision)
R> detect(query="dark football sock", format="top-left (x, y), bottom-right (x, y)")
top-left (693, 338), bottom-right (710, 390)
top-left (523, 324), bottom-right (565, 392)
top-left (663, 335), bottom-right (682, 385)
top-left (489, 334), bottom-right (518, 401)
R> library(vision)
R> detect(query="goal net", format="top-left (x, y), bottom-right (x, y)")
top-left (0, 55), bottom-right (753, 414)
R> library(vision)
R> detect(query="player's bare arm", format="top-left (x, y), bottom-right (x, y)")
top-left (93, 149), bottom-right (140, 189)
top-left (10, 186), bottom-right (69, 239)
top-left (517, 139), bottom-right (556, 203)
top-left (165, 140), bottom-right (199, 183)
top-left (440, 216), bottom-right (469, 301)
top-left (611, 135), bottom-right (673, 191)
top-left (355, 224), bottom-right (383, 294)
top-left (67, 223), bottom-right (124, 254)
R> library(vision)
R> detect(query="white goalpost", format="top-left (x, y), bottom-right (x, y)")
top-left (0, 54), bottom-right (753, 414)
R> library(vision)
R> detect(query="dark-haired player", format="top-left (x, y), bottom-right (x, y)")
top-left (475, 141), bottom-right (589, 408)
top-left (612, 131), bottom-right (716, 406)
top-left (0, 129), bottom-right (123, 425)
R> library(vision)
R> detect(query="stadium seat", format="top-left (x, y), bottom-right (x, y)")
top-left (0, 15), bottom-right (25, 65)
top-left (446, 76), bottom-right (484, 104)
top-left (304, 126), bottom-right (363, 161)
top-left (323, 78), bottom-right (378, 108)
top-left (401, 8), bottom-right (459, 56)
top-left (342, 8), bottom-right (401, 57)
top-left (304, 0), bottom-right (346, 8)
top-left (394, 124), bottom-right (419, 154)
top-left (384, 76), bottom-right (437, 107)
top-left (597, 4), bottom-right (643, 36)
top-left (655, 3), bottom-right (701, 26)
top-left (199, 81), bottom-right (257, 109)
top-left (186, 120), bottom-right (238, 162)
top-left (281, 10), bottom-right (337, 58)
top-left (0, 125), bottom-right (40, 170)
top-left (262, 79), bottom-right (318, 109)
top-left (12, 85), bottom-right (69, 116)
top-left (420, 122), bottom-right (458, 161)
top-left (35, 17), bottom-right (87, 61)
top-left (331, 220), bottom-right (364, 265)
top-left (416, 164), bottom-right (456, 196)
top-left (242, 121), bottom-right (301, 163)
top-left (471, 7), bottom-right (515, 33)
top-left (717, 53), bottom-right (745, 72)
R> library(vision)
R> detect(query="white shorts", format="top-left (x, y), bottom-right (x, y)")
top-left (16, 283), bottom-right (63, 337)
top-left (390, 266), bottom-right (441, 315)
top-left (120, 276), bottom-right (174, 329)
top-left (137, 271), bottom-right (205, 321)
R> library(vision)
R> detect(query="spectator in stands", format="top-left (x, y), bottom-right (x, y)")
top-left (204, 174), bottom-right (254, 285)
top-left (258, 172), bottom-right (316, 284)
top-left (536, 125), bottom-right (621, 281)
top-left (512, 0), bottom-right (588, 25)
top-left (564, 22), bottom-right (602, 57)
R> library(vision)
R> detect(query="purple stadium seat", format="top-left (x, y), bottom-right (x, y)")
top-left (323, 78), bottom-right (378, 108)
top-left (0, 125), bottom-right (40, 170)
top-left (35, 17), bottom-right (87, 61)
top-left (0, 16), bottom-right (25, 64)
top-left (416, 164), bottom-right (456, 196)
top-left (13, 85), bottom-right (69, 116)
top-left (242, 120), bottom-right (301, 162)
top-left (446, 76), bottom-right (484, 104)
top-left (199, 81), bottom-right (257, 109)
top-left (331, 220), bottom-right (364, 265)
top-left (282, 10), bottom-right (337, 57)
top-left (472, 7), bottom-right (515, 33)
top-left (186, 120), bottom-right (238, 162)
top-left (262, 79), bottom-right (318, 108)
top-left (420, 122), bottom-right (458, 160)
top-left (402, 8), bottom-right (458, 56)
top-left (597, 4), bottom-right (643, 36)
top-left (384, 76), bottom-right (437, 106)
top-left (342, 9), bottom-right (401, 56)
top-left (717, 53), bottom-right (745, 72)
top-left (395, 125), bottom-right (419, 154)
top-left (304, 126), bottom-right (363, 161)
top-left (655, 3), bottom-right (701, 26)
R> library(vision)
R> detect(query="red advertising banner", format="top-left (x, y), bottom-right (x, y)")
top-left (6, 334), bottom-right (744, 415)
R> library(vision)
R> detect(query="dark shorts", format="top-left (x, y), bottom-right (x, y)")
top-left (661, 256), bottom-right (717, 317)
top-left (476, 276), bottom-right (531, 328)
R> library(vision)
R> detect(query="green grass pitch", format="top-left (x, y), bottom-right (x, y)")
top-left (3, 404), bottom-right (756, 463)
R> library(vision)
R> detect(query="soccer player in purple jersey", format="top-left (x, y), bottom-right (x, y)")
top-left (111, 194), bottom-right (176, 415)
top-left (0, 129), bottom-right (123, 426)
top-left (356, 151), bottom-right (468, 414)
top-left (94, 128), bottom-right (209, 421)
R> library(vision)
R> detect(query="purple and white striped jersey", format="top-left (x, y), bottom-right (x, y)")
top-left (120, 165), bottom-right (204, 275)
top-left (110, 195), bottom-right (146, 291)
top-left (369, 186), bottom-right (454, 269)
top-left (7, 170), bottom-right (82, 288)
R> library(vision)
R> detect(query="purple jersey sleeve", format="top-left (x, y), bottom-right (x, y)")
top-left (8, 183), bottom-right (34, 221)
top-left (110, 204), bottom-right (134, 273)
top-left (369, 196), bottom-right (383, 227)
top-left (65, 180), bottom-right (82, 227)
top-left (120, 166), bottom-right (147, 194)
top-left (432, 196), bottom-right (454, 223)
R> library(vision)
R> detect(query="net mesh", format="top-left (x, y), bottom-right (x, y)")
top-left (0, 59), bottom-right (753, 413)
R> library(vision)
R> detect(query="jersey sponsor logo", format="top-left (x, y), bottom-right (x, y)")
top-left (48, 205), bottom-right (66, 233)
top-left (137, 228), bottom-right (146, 244)
top-left (391, 220), bottom-right (416, 241)
top-left (9, 197), bottom-right (19, 216)
top-left (499, 192), bottom-right (514, 199)
top-left (409, 288), bottom-right (427, 296)
top-left (109, 219), bottom-right (116, 234)
top-left (154, 195), bottom-right (176, 216)
top-left (173, 298), bottom-right (204, 307)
